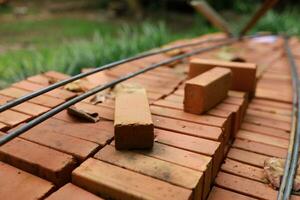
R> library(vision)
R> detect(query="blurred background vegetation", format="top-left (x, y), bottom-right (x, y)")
top-left (0, 0), bottom-right (299, 87)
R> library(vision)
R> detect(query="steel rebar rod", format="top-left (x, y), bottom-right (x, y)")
top-left (277, 36), bottom-right (300, 200)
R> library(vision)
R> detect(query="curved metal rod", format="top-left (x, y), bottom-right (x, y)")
top-left (277, 36), bottom-right (300, 200)
top-left (0, 37), bottom-right (246, 146)
top-left (0, 35), bottom-right (229, 113)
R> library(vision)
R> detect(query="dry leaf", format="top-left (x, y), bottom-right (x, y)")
top-left (264, 157), bottom-right (300, 191)
top-left (90, 91), bottom-right (107, 105)
top-left (67, 106), bottom-right (100, 123)
top-left (64, 80), bottom-right (88, 92)
top-left (48, 77), bottom-right (59, 84)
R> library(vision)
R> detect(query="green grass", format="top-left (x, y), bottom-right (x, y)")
top-left (0, 8), bottom-right (300, 88)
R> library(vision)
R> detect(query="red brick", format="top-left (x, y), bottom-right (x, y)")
top-left (246, 108), bottom-right (291, 123)
top-left (135, 142), bottom-right (212, 199)
top-left (11, 122), bottom-right (99, 162)
top-left (248, 103), bottom-right (291, 116)
top-left (0, 162), bottom-right (54, 200)
top-left (251, 99), bottom-right (292, 109)
top-left (255, 87), bottom-right (292, 103)
top-left (0, 109), bottom-right (31, 127)
top-left (189, 58), bottom-right (257, 95)
top-left (208, 186), bottom-right (255, 200)
top-left (150, 105), bottom-right (227, 128)
top-left (155, 129), bottom-right (222, 178)
top-left (0, 132), bottom-right (76, 186)
top-left (27, 74), bottom-right (53, 86)
top-left (114, 87), bottom-right (154, 149)
top-left (0, 122), bottom-right (7, 130)
top-left (227, 148), bottom-right (269, 168)
top-left (184, 67), bottom-right (231, 114)
top-left (13, 80), bottom-right (76, 100)
top-left (0, 87), bottom-right (64, 108)
top-left (95, 145), bottom-right (204, 199)
top-left (233, 138), bottom-right (287, 158)
top-left (215, 172), bottom-right (276, 199)
top-left (244, 114), bottom-right (291, 131)
top-left (46, 183), bottom-right (103, 200)
top-left (44, 71), bottom-right (70, 80)
top-left (0, 94), bottom-right (49, 116)
top-left (153, 115), bottom-right (223, 141)
top-left (236, 130), bottom-right (289, 149)
top-left (241, 122), bottom-right (289, 140)
top-left (72, 158), bottom-right (192, 200)
top-left (221, 159), bottom-right (264, 182)
top-left (228, 90), bottom-right (248, 99)
top-left (39, 118), bottom-right (113, 146)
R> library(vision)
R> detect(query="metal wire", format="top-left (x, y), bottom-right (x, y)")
top-left (0, 37), bottom-right (243, 146)
top-left (277, 36), bottom-right (300, 200)
top-left (0, 35), bottom-right (229, 113)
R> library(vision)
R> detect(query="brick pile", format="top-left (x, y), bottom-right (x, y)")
top-left (0, 33), bottom-right (299, 199)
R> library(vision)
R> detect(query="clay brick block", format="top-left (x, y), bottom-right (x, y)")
top-left (11, 122), bottom-right (99, 162)
top-left (215, 172), bottom-right (276, 199)
top-left (0, 87), bottom-right (64, 108)
top-left (153, 115), bottom-right (223, 141)
top-left (72, 158), bottom-right (192, 200)
top-left (150, 105), bottom-right (227, 128)
top-left (208, 186), bottom-right (255, 200)
top-left (0, 109), bottom-right (31, 127)
top-left (0, 132), bottom-right (76, 186)
top-left (236, 130), bottom-right (289, 149)
top-left (189, 58), bottom-right (257, 95)
top-left (135, 142), bottom-right (212, 199)
top-left (46, 183), bottom-right (103, 200)
top-left (0, 94), bottom-right (49, 116)
top-left (0, 122), bottom-right (7, 130)
top-left (233, 138), bottom-right (287, 158)
top-left (114, 88), bottom-right (154, 149)
top-left (184, 67), bottom-right (232, 114)
top-left (95, 145), bottom-right (204, 200)
top-left (155, 129), bottom-right (222, 178)
top-left (13, 80), bottom-right (76, 100)
top-left (0, 161), bottom-right (54, 200)
top-left (241, 122), bottom-right (289, 140)
top-left (227, 148), bottom-right (269, 168)
top-left (244, 114), bottom-right (291, 131)
top-left (221, 159), bottom-right (264, 182)
top-left (41, 118), bottom-right (113, 146)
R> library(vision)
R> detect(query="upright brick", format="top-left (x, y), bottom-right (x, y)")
top-left (72, 158), bottom-right (192, 200)
top-left (189, 58), bottom-right (257, 95)
top-left (46, 183), bottom-right (103, 200)
top-left (114, 87), bottom-right (154, 149)
top-left (95, 145), bottom-right (204, 199)
top-left (0, 162), bottom-right (54, 200)
top-left (184, 67), bottom-right (231, 114)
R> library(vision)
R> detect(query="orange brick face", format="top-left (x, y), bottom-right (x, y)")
top-left (114, 87), bottom-right (154, 150)
top-left (184, 67), bottom-right (232, 114)
top-left (189, 58), bottom-right (257, 95)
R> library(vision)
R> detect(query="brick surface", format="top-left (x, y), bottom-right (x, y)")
top-left (0, 132), bottom-right (76, 186)
top-left (208, 187), bottom-right (256, 200)
top-left (95, 145), bottom-right (204, 199)
top-left (72, 158), bottom-right (193, 200)
top-left (0, 87), bottom-right (64, 108)
top-left (46, 183), bottom-right (103, 200)
top-left (189, 58), bottom-right (257, 95)
top-left (114, 87), bottom-right (154, 149)
top-left (0, 109), bottom-right (31, 127)
top-left (13, 80), bottom-right (76, 100)
top-left (184, 67), bottom-right (231, 114)
top-left (11, 122), bottom-right (99, 162)
top-left (0, 95), bottom-right (49, 116)
top-left (0, 161), bottom-right (54, 200)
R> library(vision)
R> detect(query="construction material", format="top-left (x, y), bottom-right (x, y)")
top-left (114, 86), bottom-right (154, 149)
top-left (184, 67), bottom-right (232, 114)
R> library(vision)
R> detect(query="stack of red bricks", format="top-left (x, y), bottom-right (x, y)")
top-left (0, 33), bottom-right (299, 200)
